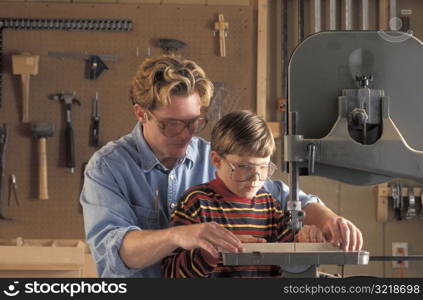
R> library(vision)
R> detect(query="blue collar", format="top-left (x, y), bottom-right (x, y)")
top-left (133, 123), bottom-right (196, 172)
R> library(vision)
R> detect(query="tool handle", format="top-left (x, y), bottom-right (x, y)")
top-left (21, 74), bottom-right (30, 123)
top-left (39, 137), bottom-right (48, 200)
top-left (91, 118), bottom-right (100, 148)
top-left (219, 31), bottom-right (226, 57)
top-left (65, 124), bottom-right (75, 171)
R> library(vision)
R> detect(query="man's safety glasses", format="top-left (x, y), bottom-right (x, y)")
top-left (148, 111), bottom-right (208, 137)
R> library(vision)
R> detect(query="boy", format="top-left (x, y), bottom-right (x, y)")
top-left (162, 110), bottom-right (324, 278)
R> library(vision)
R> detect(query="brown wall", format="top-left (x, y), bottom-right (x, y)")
top-left (0, 1), bottom-right (255, 239)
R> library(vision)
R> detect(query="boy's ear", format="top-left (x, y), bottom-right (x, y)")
top-left (210, 151), bottom-right (222, 168)
top-left (134, 104), bottom-right (148, 123)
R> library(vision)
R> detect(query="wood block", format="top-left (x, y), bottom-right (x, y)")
top-left (73, 0), bottom-right (117, 3)
top-left (207, 0), bottom-right (250, 5)
top-left (377, 183), bottom-right (388, 222)
top-left (26, 0), bottom-right (71, 2)
top-left (12, 54), bottom-right (39, 75)
top-left (0, 238), bottom-right (86, 278)
top-left (267, 121), bottom-right (281, 139)
top-left (163, 0), bottom-right (206, 4)
top-left (117, 0), bottom-right (143, 3)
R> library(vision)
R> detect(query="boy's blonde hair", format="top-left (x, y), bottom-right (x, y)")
top-left (211, 110), bottom-right (275, 157)
top-left (129, 55), bottom-right (214, 111)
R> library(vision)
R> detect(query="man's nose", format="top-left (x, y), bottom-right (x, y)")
top-left (179, 125), bottom-right (193, 139)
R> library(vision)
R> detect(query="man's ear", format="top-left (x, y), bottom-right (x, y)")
top-left (211, 151), bottom-right (222, 169)
top-left (134, 104), bottom-right (148, 123)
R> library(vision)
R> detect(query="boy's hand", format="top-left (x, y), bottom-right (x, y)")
top-left (236, 235), bottom-right (267, 244)
top-left (172, 222), bottom-right (243, 258)
top-left (296, 225), bottom-right (325, 243)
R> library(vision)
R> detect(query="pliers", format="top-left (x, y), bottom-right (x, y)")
top-left (8, 174), bottom-right (19, 207)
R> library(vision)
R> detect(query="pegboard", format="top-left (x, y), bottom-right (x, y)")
top-left (0, 2), bottom-right (255, 239)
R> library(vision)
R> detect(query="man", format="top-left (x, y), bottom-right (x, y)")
top-left (80, 55), bottom-right (363, 278)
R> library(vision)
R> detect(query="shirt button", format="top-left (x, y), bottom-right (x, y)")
top-left (169, 174), bottom-right (175, 180)
top-left (170, 203), bottom-right (176, 209)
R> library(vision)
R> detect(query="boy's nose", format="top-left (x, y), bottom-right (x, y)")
top-left (250, 172), bottom-right (261, 181)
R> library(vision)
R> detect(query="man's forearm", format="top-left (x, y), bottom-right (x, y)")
top-left (302, 202), bottom-right (338, 228)
top-left (119, 227), bottom-right (178, 270)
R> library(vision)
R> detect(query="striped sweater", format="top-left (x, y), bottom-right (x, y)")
top-left (161, 176), bottom-right (293, 278)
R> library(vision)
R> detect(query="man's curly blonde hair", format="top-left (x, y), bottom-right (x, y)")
top-left (130, 55), bottom-right (214, 111)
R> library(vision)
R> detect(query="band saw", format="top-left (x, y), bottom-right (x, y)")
top-left (223, 31), bottom-right (423, 277)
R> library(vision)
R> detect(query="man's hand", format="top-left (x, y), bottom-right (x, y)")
top-left (296, 225), bottom-right (325, 243)
top-left (303, 203), bottom-right (363, 251)
top-left (171, 222), bottom-right (243, 258)
top-left (321, 216), bottom-right (363, 251)
top-left (236, 235), bottom-right (267, 243)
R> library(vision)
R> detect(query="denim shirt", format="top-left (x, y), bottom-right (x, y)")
top-left (80, 123), bottom-right (321, 278)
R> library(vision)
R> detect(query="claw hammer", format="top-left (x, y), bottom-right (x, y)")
top-left (50, 92), bottom-right (80, 173)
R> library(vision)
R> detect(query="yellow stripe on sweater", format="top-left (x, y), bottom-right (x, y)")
top-left (190, 250), bottom-right (208, 278)
top-left (222, 223), bottom-right (277, 229)
top-left (181, 190), bottom-right (216, 205)
top-left (200, 205), bottom-right (281, 213)
top-left (173, 210), bottom-right (198, 223)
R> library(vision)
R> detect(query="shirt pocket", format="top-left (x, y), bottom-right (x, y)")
top-left (130, 203), bottom-right (160, 230)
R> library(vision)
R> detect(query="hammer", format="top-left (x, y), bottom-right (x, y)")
top-left (12, 52), bottom-right (40, 123)
top-left (50, 92), bottom-right (80, 173)
top-left (31, 122), bottom-right (53, 200)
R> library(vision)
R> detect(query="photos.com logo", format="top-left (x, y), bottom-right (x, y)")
top-left (3, 281), bottom-right (127, 297)
top-left (3, 281), bottom-right (20, 297)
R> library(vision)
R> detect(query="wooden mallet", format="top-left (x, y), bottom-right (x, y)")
top-left (12, 52), bottom-right (40, 123)
top-left (31, 122), bottom-right (53, 200)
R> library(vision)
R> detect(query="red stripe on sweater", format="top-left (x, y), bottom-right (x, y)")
top-left (201, 211), bottom-right (274, 218)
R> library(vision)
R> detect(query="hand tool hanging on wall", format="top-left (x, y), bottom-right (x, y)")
top-left (11, 52), bottom-right (39, 123)
top-left (90, 92), bottom-right (100, 148)
top-left (48, 52), bottom-right (117, 80)
top-left (158, 39), bottom-right (186, 56)
top-left (8, 174), bottom-right (19, 207)
top-left (404, 186), bottom-right (417, 220)
top-left (400, 9), bottom-right (412, 33)
top-left (50, 92), bottom-right (80, 173)
top-left (31, 122), bottom-right (54, 200)
top-left (0, 18), bottom-right (133, 110)
top-left (214, 14), bottom-right (229, 57)
top-left (0, 124), bottom-right (11, 220)
top-left (391, 183), bottom-right (402, 220)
